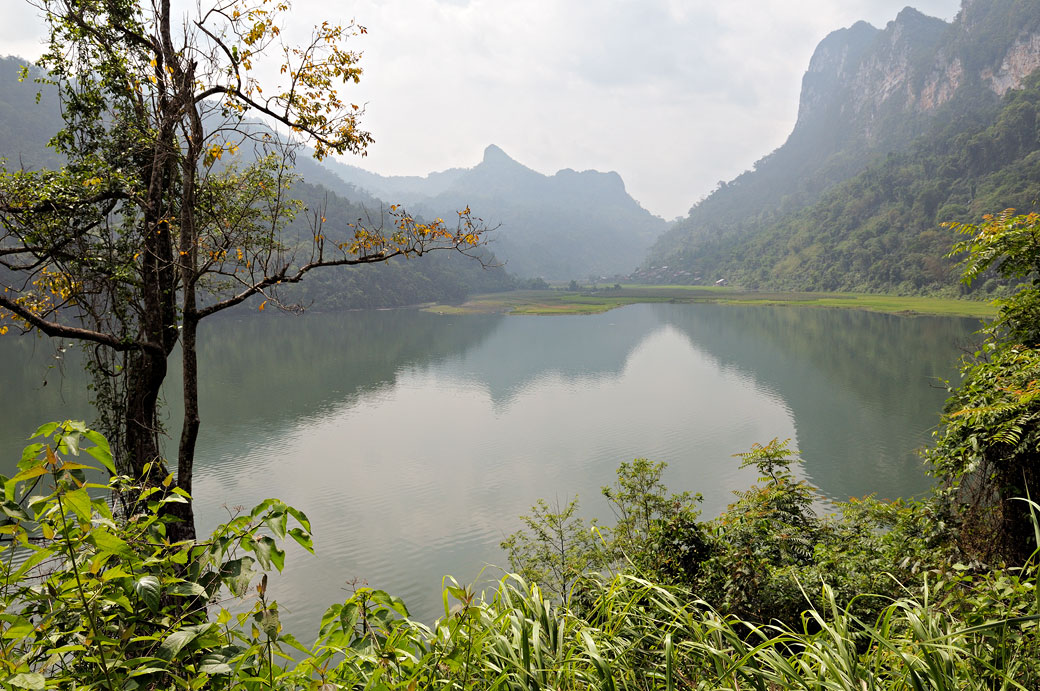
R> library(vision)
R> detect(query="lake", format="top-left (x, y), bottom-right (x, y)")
top-left (0, 303), bottom-right (981, 630)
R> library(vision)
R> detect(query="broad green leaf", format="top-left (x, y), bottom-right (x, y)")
top-left (29, 422), bottom-right (59, 440)
top-left (287, 505), bottom-right (312, 533)
top-left (100, 566), bottom-right (132, 582)
top-left (135, 575), bottom-right (161, 612)
top-left (250, 498), bottom-right (277, 520)
top-left (127, 666), bottom-right (170, 678)
top-left (198, 658), bottom-right (233, 675)
top-left (167, 581), bottom-right (207, 597)
top-left (157, 626), bottom-right (205, 661)
top-left (254, 608), bottom-right (281, 638)
top-left (277, 632), bottom-right (313, 656)
top-left (0, 613), bottom-right (35, 639)
top-left (1, 500), bottom-right (29, 522)
top-left (89, 527), bottom-right (133, 557)
top-left (12, 546), bottom-right (56, 581)
top-left (61, 431), bottom-right (81, 456)
top-left (83, 430), bottom-right (116, 474)
top-left (45, 644), bottom-right (87, 654)
top-left (58, 462), bottom-right (94, 471)
top-left (221, 557), bottom-right (257, 597)
top-left (288, 527), bottom-right (314, 553)
top-left (252, 536), bottom-right (285, 571)
top-left (268, 510), bottom-right (288, 540)
top-left (63, 488), bottom-right (92, 522)
top-left (18, 443), bottom-right (45, 470)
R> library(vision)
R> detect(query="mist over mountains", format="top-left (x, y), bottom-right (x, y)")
top-left (0, 56), bottom-right (514, 310)
top-left (321, 145), bottom-right (668, 280)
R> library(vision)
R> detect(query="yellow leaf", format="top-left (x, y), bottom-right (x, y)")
top-left (258, 300), bottom-right (267, 312)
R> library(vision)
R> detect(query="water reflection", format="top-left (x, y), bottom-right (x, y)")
top-left (657, 304), bottom-right (982, 499)
top-left (0, 303), bottom-right (980, 630)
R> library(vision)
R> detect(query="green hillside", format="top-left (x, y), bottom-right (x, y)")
top-left (645, 0), bottom-right (1040, 295)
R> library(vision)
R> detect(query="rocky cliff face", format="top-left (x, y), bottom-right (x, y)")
top-left (984, 33), bottom-right (1040, 95)
top-left (793, 2), bottom-right (1040, 143)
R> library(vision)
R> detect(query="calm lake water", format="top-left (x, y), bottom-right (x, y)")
top-left (0, 303), bottom-right (981, 630)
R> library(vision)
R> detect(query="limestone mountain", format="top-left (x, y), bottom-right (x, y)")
top-left (646, 0), bottom-right (1040, 293)
top-left (323, 144), bottom-right (668, 280)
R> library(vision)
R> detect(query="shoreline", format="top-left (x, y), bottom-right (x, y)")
top-left (423, 286), bottom-right (998, 319)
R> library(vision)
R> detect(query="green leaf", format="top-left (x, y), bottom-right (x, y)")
top-left (157, 625), bottom-right (206, 661)
top-left (249, 498), bottom-right (277, 520)
top-left (61, 431), bottom-right (81, 456)
top-left (12, 546), bottom-right (56, 582)
top-left (268, 510), bottom-right (288, 540)
top-left (287, 505), bottom-right (312, 533)
top-left (83, 432), bottom-right (116, 474)
top-left (1, 500), bottom-right (30, 522)
top-left (6, 672), bottom-right (45, 690)
top-left (167, 581), bottom-right (207, 597)
top-left (100, 566), bottom-right (132, 582)
top-left (10, 466), bottom-right (47, 485)
top-left (0, 614), bottom-right (35, 639)
top-left (127, 666), bottom-right (169, 678)
top-left (64, 487), bottom-right (92, 522)
top-left (252, 536), bottom-right (285, 571)
top-left (277, 632), bottom-right (313, 656)
top-left (89, 527), bottom-right (133, 558)
top-left (135, 575), bottom-right (161, 612)
top-left (221, 557), bottom-right (257, 597)
top-left (288, 527), bottom-right (314, 553)
top-left (18, 443), bottom-right (45, 470)
top-left (29, 422), bottom-right (59, 440)
top-left (198, 657), bottom-right (233, 675)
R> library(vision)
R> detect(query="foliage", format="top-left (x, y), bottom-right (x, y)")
top-left (500, 460), bottom-right (704, 602)
top-left (0, 420), bottom-right (314, 689)
top-left (601, 458), bottom-right (706, 583)
top-left (927, 210), bottom-right (1040, 563)
top-left (499, 496), bottom-right (604, 602)
top-left (506, 443), bottom-right (959, 632)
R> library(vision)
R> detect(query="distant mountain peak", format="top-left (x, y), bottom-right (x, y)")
top-left (893, 5), bottom-right (928, 23)
top-left (481, 144), bottom-right (513, 164)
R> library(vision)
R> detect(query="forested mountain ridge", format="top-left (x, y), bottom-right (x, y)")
top-left (322, 144), bottom-right (669, 280)
top-left (646, 0), bottom-right (1040, 293)
top-left (0, 56), bottom-right (512, 309)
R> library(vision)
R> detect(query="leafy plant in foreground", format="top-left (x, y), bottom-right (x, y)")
top-left (0, 420), bottom-right (313, 689)
top-left (931, 210), bottom-right (1040, 562)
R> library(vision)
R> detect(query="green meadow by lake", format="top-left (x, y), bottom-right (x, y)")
top-left (0, 303), bottom-right (982, 629)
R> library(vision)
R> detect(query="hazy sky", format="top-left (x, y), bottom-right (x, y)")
top-left (4, 0), bottom-right (963, 219)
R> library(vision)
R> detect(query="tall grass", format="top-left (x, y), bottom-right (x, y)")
top-left (301, 567), bottom-right (1039, 689)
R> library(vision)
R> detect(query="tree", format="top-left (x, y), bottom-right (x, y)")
top-left (929, 210), bottom-right (1040, 562)
top-left (500, 496), bottom-right (604, 602)
top-left (601, 458), bottom-right (700, 561)
top-left (0, 0), bottom-right (488, 540)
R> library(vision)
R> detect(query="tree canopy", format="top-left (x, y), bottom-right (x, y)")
top-left (0, 0), bottom-right (489, 539)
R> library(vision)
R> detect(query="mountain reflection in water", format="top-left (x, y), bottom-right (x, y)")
top-left (0, 303), bottom-right (980, 629)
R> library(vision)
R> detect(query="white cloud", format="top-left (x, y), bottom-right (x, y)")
top-left (2, 0), bottom-right (963, 218)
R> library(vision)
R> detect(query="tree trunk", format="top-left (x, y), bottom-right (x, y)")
top-left (172, 311), bottom-right (200, 543)
top-left (122, 346), bottom-right (167, 479)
